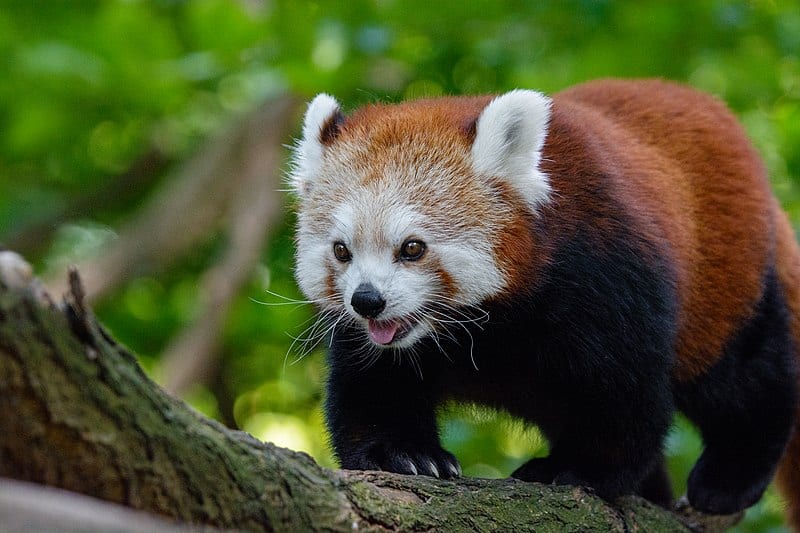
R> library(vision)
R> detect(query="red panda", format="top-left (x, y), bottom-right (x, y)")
top-left (290, 79), bottom-right (800, 527)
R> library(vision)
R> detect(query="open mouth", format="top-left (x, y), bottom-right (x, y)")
top-left (367, 318), bottom-right (417, 345)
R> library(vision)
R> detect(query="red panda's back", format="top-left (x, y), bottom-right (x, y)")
top-left (549, 79), bottom-right (777, 381)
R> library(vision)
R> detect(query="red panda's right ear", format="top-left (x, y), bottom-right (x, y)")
top-left (290, 94), bottom-right (342, 196)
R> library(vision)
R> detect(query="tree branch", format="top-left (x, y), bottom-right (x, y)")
top-left (0, 479), bottom-right (187, 533)
top-left (159, 96), bottom-right (298, 395)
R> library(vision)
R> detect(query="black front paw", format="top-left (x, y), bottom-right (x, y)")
top-left (687, 453), bottom-right (769, 515)
top-left (341, 441), bottom-right (461, 479)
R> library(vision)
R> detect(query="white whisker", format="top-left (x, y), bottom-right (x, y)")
top-left (416, 299), bottom-right (485, 371)
top-left (251, 289), bottom-right (333, 307)
top-left (278, 289), bottom-right (349, 372)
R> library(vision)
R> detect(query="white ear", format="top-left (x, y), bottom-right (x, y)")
top-left (471, 89), bottom-right (552, 210)
top-left (290, 93), bottom-right (342, 196)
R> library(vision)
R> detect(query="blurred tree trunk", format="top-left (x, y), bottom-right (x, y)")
top-left (0, 254), bottom-right (727, 532)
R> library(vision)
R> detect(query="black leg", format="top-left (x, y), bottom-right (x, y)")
top-left (675, 270), bottom-right (798, 514)
top-left (325, 328), bottom-right (460, 479)
top-left (512, 381), bottom-right (674, 503)
top-left (637, 455), bottom-right (673, 508)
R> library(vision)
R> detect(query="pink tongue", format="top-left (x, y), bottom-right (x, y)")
top-left (368, 320), bottom-right (400, 345)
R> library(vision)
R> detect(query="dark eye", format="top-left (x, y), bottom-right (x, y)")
top-left (400, 239), bottom-right (426, 261)
top-left (333, 242), bottom-right (351, 262)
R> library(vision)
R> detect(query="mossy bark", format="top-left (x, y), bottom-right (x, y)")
top-left (0, 266), bottom-right (701, 531)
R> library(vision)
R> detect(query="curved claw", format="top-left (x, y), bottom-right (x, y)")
top-left (343, 442), bottom-right (461, 480)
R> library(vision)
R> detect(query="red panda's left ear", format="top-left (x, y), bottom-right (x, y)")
top-left (290, 93), bottom-right (342, 196)
top-left (471, 89), bottom-right (552, 211)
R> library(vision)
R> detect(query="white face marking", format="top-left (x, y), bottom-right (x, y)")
top-left (295, 171), bottom-right (506, 349)
top-left (327, 193), bottom-right (439, 348)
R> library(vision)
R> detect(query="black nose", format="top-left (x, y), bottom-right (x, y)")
top-left (351, 283), bottom-right (386, 318)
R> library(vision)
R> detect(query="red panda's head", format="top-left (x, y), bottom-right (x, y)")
top-left (290, 91), bottom-right (551, 349)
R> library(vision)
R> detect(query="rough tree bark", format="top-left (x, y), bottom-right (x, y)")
top-left (0, 252), bottom-right (739, 532)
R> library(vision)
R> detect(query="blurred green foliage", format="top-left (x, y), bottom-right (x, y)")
top-left (1, 1), bottom-right (798, 531)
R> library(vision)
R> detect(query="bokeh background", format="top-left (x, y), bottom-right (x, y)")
top-left (1, 1), bottom-right (798, 530)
